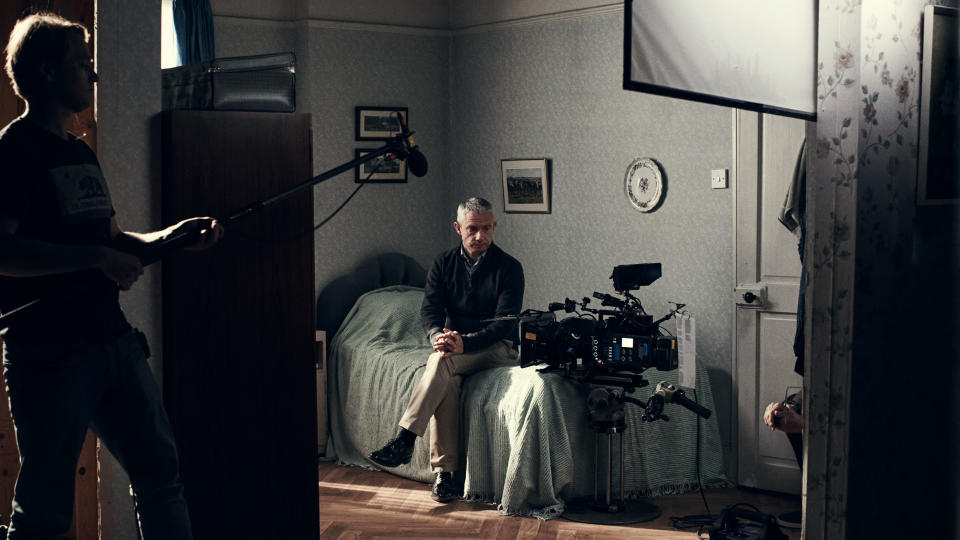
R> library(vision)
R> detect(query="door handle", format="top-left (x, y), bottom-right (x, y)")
top-left (735, 285), bottom-right (767, 308)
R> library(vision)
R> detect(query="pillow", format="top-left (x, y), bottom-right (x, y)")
top-left (316, 252), bottom-right (426, 339)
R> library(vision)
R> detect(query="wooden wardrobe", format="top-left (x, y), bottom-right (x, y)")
top-left (161, 110), bottom-right (318, 540)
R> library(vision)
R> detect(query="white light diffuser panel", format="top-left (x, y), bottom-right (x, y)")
top-left (624, 0), bottom-right (817, 120)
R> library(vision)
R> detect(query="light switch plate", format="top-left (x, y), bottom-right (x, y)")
top-left (711, 168), bottom-right (728, 189)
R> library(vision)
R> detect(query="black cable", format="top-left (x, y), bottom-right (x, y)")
top-left (228, 155), bottom-right (386, 245)
top-left (312, 181), bottom-right (365, 231)
top-left (670, 388), bottom-right (718, 536)
top-left (669, 384), bottom-right (784, 537)
top-left (694, 388), bottom-right (710, 514)
top-left (669, 513), bottom-right (716, 530)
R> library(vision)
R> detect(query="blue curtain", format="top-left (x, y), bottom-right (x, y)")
top-left (172, 0), bottom-right (215, 65)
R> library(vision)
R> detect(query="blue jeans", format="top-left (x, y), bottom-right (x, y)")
top-left (3, 330), bottom-right (192, 540)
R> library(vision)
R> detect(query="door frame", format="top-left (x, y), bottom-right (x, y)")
top-left (731, 108), bottom-right (807, 494)
top-left (732, 113), bottom-right (857, 538)
top-left (729, 108), bottom-right (751, 485)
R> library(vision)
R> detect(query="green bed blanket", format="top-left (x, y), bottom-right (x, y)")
top-left (326, 286), bottom-right (730, 518)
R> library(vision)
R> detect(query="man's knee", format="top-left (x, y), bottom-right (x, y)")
top-left (425, 352), bottom-right (454, 378)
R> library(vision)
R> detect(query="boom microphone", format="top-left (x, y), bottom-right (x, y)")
top-left (655, 381), bottom-right (712, 419)
top-left (396, 112), bottom-right (429, 177)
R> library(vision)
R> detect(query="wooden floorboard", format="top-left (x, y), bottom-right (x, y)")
top-left (317, 462), bottom-right (801, 539)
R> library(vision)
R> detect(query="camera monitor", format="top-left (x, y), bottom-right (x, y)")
top-left (610, 263), bottom-right (661, 291)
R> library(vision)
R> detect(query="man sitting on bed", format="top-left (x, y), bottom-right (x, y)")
top-left (369, 196), bottom-right (524, 502)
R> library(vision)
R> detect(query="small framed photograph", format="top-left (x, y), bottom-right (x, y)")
top-left (355, 149), bottom-right (407, 183)
top-left (501, 158), bottom-right (551, 213)
top-left (355, 106), bottom-right (407, 141)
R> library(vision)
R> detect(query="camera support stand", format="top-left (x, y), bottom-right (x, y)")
top-left (562, 388), bottom-right (662, 525)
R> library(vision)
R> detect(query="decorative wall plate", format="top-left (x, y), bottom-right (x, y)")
top-left (624, 158), bottom-right (664, 212)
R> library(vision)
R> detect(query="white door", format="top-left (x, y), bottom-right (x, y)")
top-left (733, 110), bottom-right (806, 494)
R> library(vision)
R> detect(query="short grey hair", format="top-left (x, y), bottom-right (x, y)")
top-left (457, 197), bottom-right (493, 223)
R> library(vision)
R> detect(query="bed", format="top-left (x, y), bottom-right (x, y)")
top-left (319, 253), bottom-right (730, 518)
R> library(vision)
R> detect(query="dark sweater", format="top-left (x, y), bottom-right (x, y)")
top-left (420, 243), bottom-right (524, 353)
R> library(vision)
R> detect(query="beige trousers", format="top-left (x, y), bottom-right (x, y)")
top-left (398, 340), bottom-right (517, 472)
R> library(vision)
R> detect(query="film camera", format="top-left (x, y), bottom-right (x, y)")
top-left (509, 264), bottom-right (712, 524)
top-left (518, 263), bottom-right (679, 385)
top-left (502, 263), bottom-right (710, 421)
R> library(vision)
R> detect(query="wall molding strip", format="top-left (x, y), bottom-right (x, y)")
top-left (213, 3), bottom-right (623, 38)
top-left (452, 3), bottom-right (622, 34)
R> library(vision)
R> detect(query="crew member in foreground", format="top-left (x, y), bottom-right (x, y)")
top-left (0, 13), bottom-right (223, 539)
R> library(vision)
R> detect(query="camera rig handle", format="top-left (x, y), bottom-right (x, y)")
top-left (655, 382), bottom-right (712, 419)
top-left (586, 385), bottom-right (677, 425)
top-left (641, 393), bottom-right (669, 422)
top-left (587, 387), bottom-right (661, 428)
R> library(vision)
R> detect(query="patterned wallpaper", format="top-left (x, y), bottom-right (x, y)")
top-left (214, 9), bottom-right (739, 455)
top-left (213, 18), bottom-right (451, 296)
top-left (449, 12), bottom-right (736, 448)
top-left (808, 0), bottom-right (960, 536)
top-left (96, 0), bottom-right (163, 537)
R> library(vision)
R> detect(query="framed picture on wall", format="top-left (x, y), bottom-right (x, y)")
top-left (355, 149), bottom-right (407, 183)
top-left (501, 158), bottom-right (551, 213)
top-left (355, 106), bottom-right (407, 140)
top-left (917, 5), bottom-right (959, 205)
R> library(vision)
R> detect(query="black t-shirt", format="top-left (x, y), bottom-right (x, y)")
top-left (0, 118), bottom-right (130, 345)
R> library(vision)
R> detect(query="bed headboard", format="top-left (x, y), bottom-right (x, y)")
top-left (316, 252), bottom-right (427, 339)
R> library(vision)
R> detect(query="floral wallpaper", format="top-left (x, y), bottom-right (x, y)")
top-left (806, 0), bottom-right (958, 538)
top-left (806, 3), bottom-right (860, 535)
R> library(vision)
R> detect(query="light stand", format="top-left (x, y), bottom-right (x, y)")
top-left (562, 387), bottom-right (662, 525)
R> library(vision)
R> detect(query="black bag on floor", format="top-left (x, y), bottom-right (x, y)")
top-left (708, 505), bottom-right (788, 540)
top-left (162, 52), bottom-right (296, 112)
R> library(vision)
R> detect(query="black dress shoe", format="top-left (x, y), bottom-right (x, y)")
top-left (431, 472), bottom-right (459, 502)
top-left (369, 437), bottom-right (413, 468)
